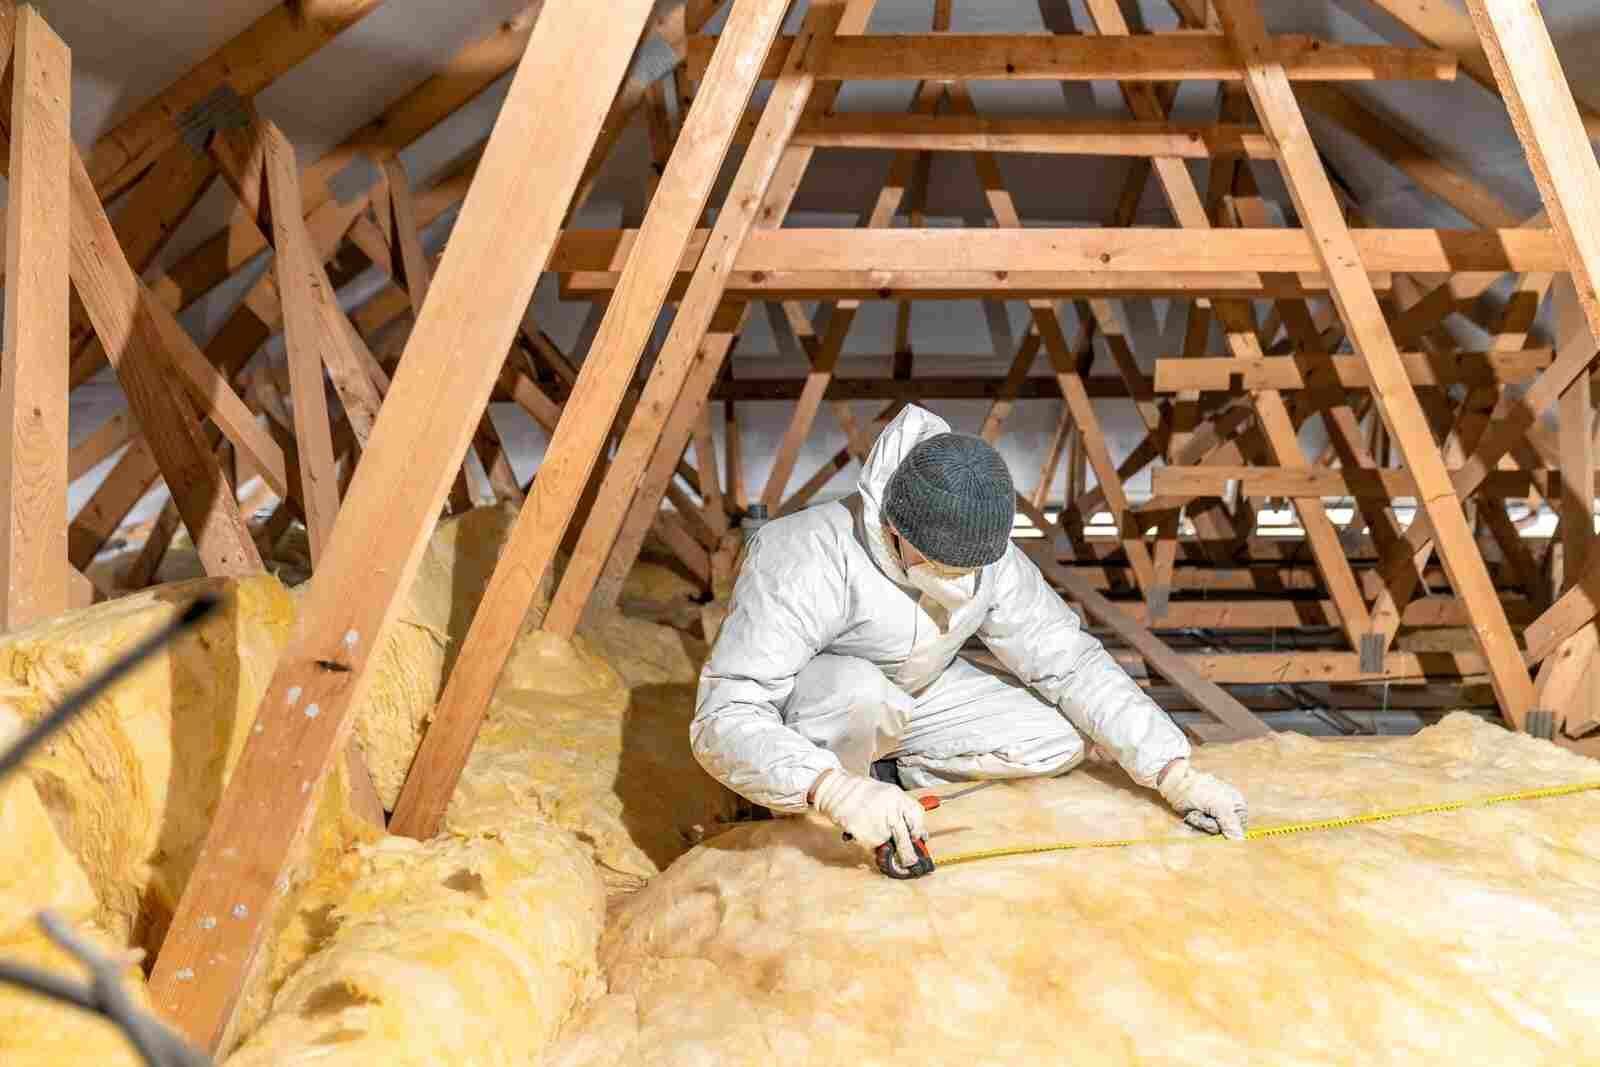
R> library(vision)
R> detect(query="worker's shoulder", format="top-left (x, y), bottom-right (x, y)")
top-left (752, 500), bottom-right (853, 547)
top-left (747, 501), bottom-right (857, 565)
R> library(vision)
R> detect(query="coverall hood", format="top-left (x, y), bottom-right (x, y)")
top-left (857, 405), bottom-right (952, 584)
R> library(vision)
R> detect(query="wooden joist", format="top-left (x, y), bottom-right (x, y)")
top-left (686, 32), bottom-right (1457, 82)
top-left (1151, 466), bottom-right (1573, 501)
top-left (260, 124), bottom-right (345, 562)
top-left (1046, 595), bottom-right (1537, 632)
top-left (1153, 349), bottom-right (1552, 393)
top-left (1, 5), bottom-right (70, 629)
top-left (548, 226), bottom-right (1566, 276)
top-left (147, 1), bottom-right (662, 1050)
top-left (210, 116), bottom-right (386, 450)
top-left (776, 113), bottom-right (1276, 157)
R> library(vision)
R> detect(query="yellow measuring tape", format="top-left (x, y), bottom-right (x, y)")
top-left (937, 779), bottom-right (1600, 869)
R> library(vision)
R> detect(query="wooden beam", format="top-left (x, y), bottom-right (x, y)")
top-left (1217, 0), bottom-right (1534, 726)
top-left (979, 332), bottom-right (1044, 443)
top-left (781, 112), bottom-right (1277, 157)
top-left (686, 32), bottom-right (1457, 82)
top-left (564, 272), bottom-right (1388, 301)
top-left (1297, 84), bottom-right (1523, 229)
top-left (383, 0), bottom-right (795, 846)
top-left (66, 141), bottom-right (220, 387)
top-left (654, 509), bottom-right (713, 586)
top-left (1049, 595), bottom-right (1536, 631)
top-left (692, 408), bottom-right (727, 535)
top-left (1140, 650), bottom-right (1488, 685)
top-left (1, 4), bottom-right (70, 629)
top-left (1151, 465), bottom-right (1566, 500)
top-left (146, 1), bottom-right (660, 1050)
top-left (548, 226), bottom-right (1565, 276)
top-left (1153, 349), bottom-right (1551, 392)
top-left (85, 0), bottom-right (387, 199)
top-left (1027, 546), bottom-right (1270, 738)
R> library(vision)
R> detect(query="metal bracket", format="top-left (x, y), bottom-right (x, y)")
top-left (1525, 709), bottom-right (1555, 740)
top-left (327, 153), bottom-right (381, 206)
top-left (1146, 585), bottom-right (1171, 621)
top-left (1359, 633), bottom-right (1384, 675)
top-left (176, 85), bottom-right (250, 155)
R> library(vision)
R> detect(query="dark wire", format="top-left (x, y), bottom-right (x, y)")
top-left (0, 595), bottom-right (221, 1067)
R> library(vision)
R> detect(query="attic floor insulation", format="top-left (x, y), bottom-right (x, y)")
top-left (548, 715), bottom-right (1600, 1066)
top-left (4, 510), bottom-right (1598, 1065)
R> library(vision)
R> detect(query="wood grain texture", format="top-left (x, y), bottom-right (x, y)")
top-left (686, 32), bottom-right (1457, 81)
top-left (2, 5), bottom-right (71, 629)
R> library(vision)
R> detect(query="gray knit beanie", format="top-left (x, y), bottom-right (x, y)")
top-left (883, 433), bottom-right (1015, 569)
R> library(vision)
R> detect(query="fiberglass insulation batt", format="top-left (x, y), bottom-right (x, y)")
top-left (0, 575), bottom-right (374, 955)
top-left (550, 715), bottom-right (1600, 1066)
top-left (0, 709), bottom-right (152, 1067)
top-left (222, 823), bottom-right (606, 1067)
top-left (446, 621), bottom-right (738, 896)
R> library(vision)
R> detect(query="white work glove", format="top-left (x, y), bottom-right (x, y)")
top-left (811, 770), bottom-right (928, 869)
top-left (1157, 759), bottom-right (1248, 840)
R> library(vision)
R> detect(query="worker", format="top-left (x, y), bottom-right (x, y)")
top-left (692, 405), bottom-right (1248, 876)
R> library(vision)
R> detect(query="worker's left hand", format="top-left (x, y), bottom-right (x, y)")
top-left (1157, 759), bottom-right (1247, 840)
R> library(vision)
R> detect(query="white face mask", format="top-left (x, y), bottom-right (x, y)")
top-left (905, 559), bottom-right (977, 614)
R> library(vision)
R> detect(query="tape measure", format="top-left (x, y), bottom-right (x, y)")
top-left (936, 779), bottom-right (1600, 869)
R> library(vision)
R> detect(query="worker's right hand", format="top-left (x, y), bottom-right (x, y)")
top-left (811, 770), bottom-right (928, 870)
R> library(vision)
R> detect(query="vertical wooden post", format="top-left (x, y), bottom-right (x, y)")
top-left (1, 4), bottom-right (70, 629)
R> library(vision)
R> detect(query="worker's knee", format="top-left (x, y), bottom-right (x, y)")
top-left (896, 723), bottom-right (1085, 788)
top-left (783, 654), bottom-right (911, 775)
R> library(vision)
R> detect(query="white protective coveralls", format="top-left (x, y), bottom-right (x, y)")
top-left (692, 406), bottom-right (1191, 813)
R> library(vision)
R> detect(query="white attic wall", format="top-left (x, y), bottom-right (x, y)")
top-left (30, 0), bottom-right (1600, 547)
